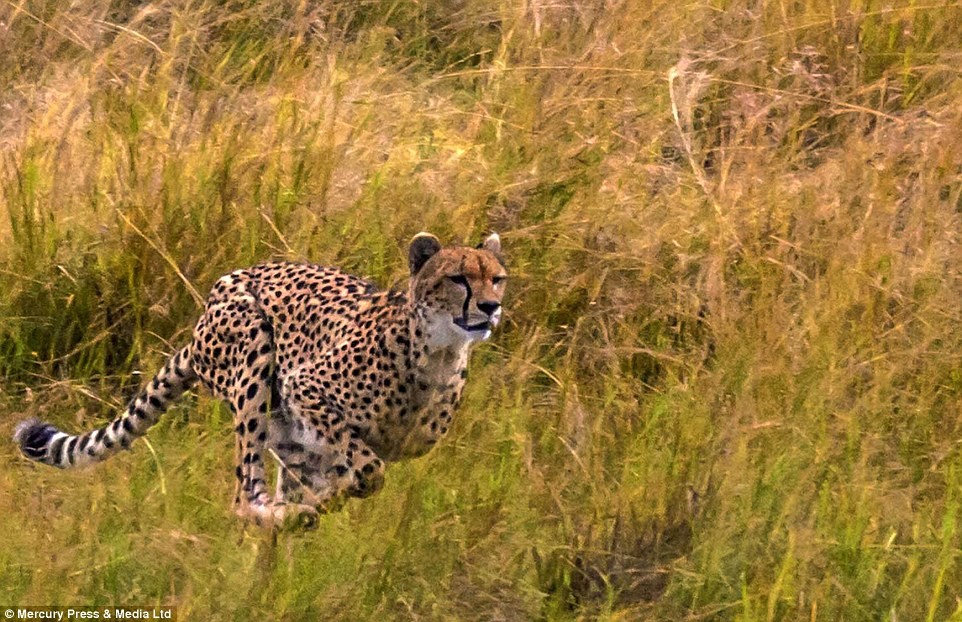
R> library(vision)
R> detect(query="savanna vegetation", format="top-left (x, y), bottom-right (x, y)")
top-left (2, 1), bottom-right (962, 619)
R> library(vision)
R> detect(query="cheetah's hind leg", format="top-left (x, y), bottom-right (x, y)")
top-left (193, 297), bottom-right (318, 532)
top-left (229, 360), bottom-right (318, 531)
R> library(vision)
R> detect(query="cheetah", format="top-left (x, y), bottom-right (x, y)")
top-left (14, 232), bottom-right (507, 529)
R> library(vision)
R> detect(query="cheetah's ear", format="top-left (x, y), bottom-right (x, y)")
top-left (477, 232), bottom-right (501, 254)
top-left (409, 232), bottom-right (442, 275)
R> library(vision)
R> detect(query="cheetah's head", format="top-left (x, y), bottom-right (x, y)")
top-left (408, 232), bottom-right (507, 347)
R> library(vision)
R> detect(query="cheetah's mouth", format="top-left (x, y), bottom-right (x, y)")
top-left (453, 318), bottom-right (491, 333)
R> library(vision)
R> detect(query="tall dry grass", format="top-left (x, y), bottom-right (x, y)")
top-left (2, 0), bottom-right (962, 619)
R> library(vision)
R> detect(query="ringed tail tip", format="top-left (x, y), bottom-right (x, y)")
top-left (13, 418), bottom-right (58, 461)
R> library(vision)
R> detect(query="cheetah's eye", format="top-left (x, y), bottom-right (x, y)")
top-left (492, 275), bottom-right (507, 285)
top-left (447, 275), bottom-right (469, 287)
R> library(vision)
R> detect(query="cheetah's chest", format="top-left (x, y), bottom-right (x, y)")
top-left (368, 367), bottom-right (466, 460)
top-left (345, 342), bottom-right (468, 460)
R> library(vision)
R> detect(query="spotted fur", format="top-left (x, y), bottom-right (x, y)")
top-left (14, 232), bottom-right (507, 528)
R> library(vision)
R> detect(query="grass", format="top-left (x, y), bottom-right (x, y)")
top-left (2, 0), bottom-right (962, 619)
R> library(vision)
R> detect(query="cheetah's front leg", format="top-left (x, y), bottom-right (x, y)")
top-left (276, 375), bottom-right (386, 507)
top-left (267, 413), bottom-right (336, 508)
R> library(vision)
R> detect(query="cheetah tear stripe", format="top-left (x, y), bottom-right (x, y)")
top-left (13, 347), bottom-right (197, 468)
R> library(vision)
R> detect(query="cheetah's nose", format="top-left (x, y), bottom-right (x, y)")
top-left (477, 301), bottom-right (501, 316)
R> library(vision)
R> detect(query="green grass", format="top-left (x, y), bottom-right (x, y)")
top-left (2, 0), bottom-right (962, 619)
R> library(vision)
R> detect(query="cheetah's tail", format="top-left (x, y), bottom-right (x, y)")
top-left (13, 346), bottom-right (198, 469)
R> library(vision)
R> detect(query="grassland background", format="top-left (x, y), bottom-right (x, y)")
top-left (2, 0), bottom-right (962, 620)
